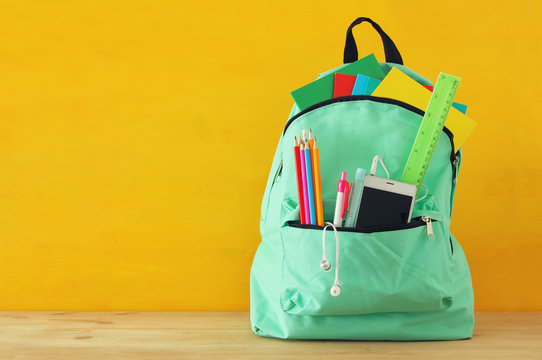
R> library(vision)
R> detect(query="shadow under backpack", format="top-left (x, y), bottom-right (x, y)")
top-left (250, 17), bottom-right (474, 340)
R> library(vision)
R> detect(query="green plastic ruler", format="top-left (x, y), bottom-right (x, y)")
top-left (401, 72), bottom-right (461, 190)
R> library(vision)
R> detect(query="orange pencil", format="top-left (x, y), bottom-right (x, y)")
top-left (308, 129), bottom-right (315, 149)
top-left (312, 138), bottom-right (324, 226)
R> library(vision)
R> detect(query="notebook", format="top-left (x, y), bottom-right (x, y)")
top-left (333, 73), bottom-right (357, 97)
top-left (371, 67), bottom-right (477, 149)
top-left (351, 74), bottom-right (382, 95)
top-left (291, 54), bottom-right (385, 111)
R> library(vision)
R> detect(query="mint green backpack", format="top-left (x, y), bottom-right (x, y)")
top-left (250, 18), bottom-right (474, 340)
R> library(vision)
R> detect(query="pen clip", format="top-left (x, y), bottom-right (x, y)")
top-left (341, 182), bottom-right (350, 218)
top-left (346, 181), bottom-right (354, 211)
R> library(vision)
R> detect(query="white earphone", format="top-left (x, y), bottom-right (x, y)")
top-left (320, 222), bottom-right (341, 297)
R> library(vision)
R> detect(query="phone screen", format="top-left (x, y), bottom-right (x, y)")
top-left (355, 186), bottom-right (413, 228)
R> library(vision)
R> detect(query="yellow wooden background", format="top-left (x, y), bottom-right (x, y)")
top-left (0, 1), bottom-right (540, 310)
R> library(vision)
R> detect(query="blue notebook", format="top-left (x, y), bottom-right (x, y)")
top-left (351, 74), bottom-right (382, 96)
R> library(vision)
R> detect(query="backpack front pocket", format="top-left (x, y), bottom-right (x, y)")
top-left (279, 218), bottom-right (453, 316)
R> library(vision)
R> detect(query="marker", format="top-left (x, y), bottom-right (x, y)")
top-left (344, 168), bottom-right (366, 227)
top-left (299, 142), bottom-right (311, 224)
top-left (304, 140), bottom-right (317, 225)
top-left (312, 139), bottom-right (324, 226)
top-left (294, 137), bottom-right (306, 224)
top-left (333, 172), bottom-right (350, 227)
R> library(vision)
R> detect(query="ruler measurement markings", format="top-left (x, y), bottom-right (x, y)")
top-left (401, 73), bottom-right (461, 191)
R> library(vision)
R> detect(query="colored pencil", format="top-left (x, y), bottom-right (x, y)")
top-left (294, 137), bottom-right (306, 224)
top-left (312, 139), bottom-right (324, 226)
top-left (308, 129), bottom-right (315, 149)
top-left (299, 142), bottom-right (311, 224)
top-left (308, 129), bottom-right (318, 222)
top-left (304, 141), bottom-right (317, 225)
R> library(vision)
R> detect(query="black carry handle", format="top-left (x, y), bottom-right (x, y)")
top-left (343, 17), bottom-right (403, 65)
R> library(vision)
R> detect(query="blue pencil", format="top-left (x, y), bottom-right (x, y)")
top-left (304, 143), bottom-right (317, 225)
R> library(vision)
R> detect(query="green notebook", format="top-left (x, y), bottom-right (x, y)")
top-left (290, 54), bottom-right (385, 111)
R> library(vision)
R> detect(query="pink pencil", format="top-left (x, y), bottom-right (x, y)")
top-left (299, 141), bottom-right (311, 224)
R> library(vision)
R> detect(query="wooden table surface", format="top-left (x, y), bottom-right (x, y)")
top-left (0, 312), bottom-right (540, 359)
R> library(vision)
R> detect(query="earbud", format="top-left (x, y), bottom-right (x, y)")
top-left (330, 284), bottom-right (341, 297)
top-left (320, 259), bottom-right (331, 272)
top-left (321, 223), bottom-right (342, 296)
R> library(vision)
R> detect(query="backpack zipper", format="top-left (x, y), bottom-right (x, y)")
top-left (273, 159), bottom-right (283, 184)
top-left (283, 95), bottom-right (457, 166)
top-left (288, 216), bottom-right (436, 234)
top-left (452, 156), bottom-right (460, 184)
top-left (421, 216), bottom-right (434, 241)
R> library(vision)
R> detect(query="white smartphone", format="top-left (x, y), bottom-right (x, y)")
top-left (354, 175), bottom-right (417, 228)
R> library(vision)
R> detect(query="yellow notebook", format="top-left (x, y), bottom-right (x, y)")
top-left (372, 67), bottom-right (477, 149)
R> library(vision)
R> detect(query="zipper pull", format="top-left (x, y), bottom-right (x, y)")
top-left (273, 159), bottom-right (283, 184)
top-left (422, 216), bottom-right (434, 241)
top-left (452, 156), bottom-right (460, 184)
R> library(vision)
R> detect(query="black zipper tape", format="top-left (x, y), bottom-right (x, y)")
top-left (287, 217), bottom-right (436, 234)
top-left (283, 95), bottom-right (457, 164)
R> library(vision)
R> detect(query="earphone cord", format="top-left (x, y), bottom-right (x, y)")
top-left (371, 155), bottom-right (429, 203)
top-left (370, 155), bottom-right (390, 179)
top-left (415, 183), bottom-right (428, 203)
top-left (321, 222), bottom-right (340, 295)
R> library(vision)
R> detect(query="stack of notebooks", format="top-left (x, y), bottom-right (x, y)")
top-left (290, 54), bottom-right (476, 150)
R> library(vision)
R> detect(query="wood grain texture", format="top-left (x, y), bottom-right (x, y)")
top-left (0, 312), bottom-right (540, 359)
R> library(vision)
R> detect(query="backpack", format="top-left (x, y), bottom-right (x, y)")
top-left (250, 17), bottom-right (474, 340)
